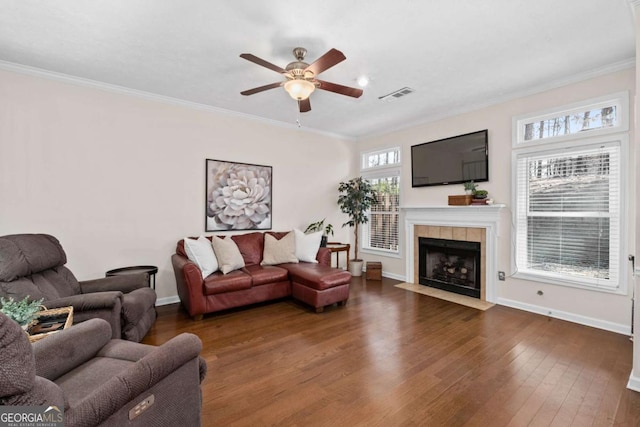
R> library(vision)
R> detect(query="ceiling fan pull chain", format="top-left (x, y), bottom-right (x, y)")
top-left (296, 103), bottom-right (302, 128)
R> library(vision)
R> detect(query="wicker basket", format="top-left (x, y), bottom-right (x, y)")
top-left (28, 306), bottom-right (74, 343)
top-left (448, 195), bottom-right (473, 206)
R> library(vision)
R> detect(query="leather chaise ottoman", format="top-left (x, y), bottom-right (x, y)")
top-left (280, 263), bottom-right (351, 313)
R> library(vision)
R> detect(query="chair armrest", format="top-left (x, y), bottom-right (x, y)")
top-left (97, 339), bottom-right (208, 384)
top-left (45, 293), bottom-right (123, 339)
top-left (66, 333), bottom-right (204, 426)
top-left (33, 318), bottom-right (113, 381)
top-left (46, 292), bottom-right (123, 311)
top-left (316, 247), bottom-right (331, 266)
top-left (80, 273), bottom-right (148, 294)
top-left (96, 333), bottom-right (201, 367)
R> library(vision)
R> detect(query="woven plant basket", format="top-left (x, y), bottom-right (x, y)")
top-left (28, 306), bottom-right (74, 343)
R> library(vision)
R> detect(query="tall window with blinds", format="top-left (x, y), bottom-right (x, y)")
top-left (514, 143), bottom-right (621, 290)
top-left (361, 147), bottom-right (401, 255)
top-left (512, 92), bottom-right (628, 292)
top-left (364, 176), bottom-right (400, 253)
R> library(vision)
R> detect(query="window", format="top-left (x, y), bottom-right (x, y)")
top-left (364, 176), bottom-right (400, 253)
top-left (361, 148), bottom-right (401, 255)
top-left (362, 148), bottom-right (400, 170)
top-left (512, 93), bottom-right (628, 292)
top-left (514, 92), bottom-right (628, 147)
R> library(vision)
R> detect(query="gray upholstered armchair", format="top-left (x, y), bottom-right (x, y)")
top-left (0, 312), bottom-right (207, 426)
top-left (0, 233), bottom-right (156, 341)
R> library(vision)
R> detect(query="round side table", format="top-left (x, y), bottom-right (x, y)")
top-left (106, 265), bottom-right (158, 289)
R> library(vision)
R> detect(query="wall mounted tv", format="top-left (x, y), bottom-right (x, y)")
top-left (411, 129), bottom-right (488, 187)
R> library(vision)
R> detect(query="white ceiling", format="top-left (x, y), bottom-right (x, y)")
top-left (0, 0), bottom-right (635, 139)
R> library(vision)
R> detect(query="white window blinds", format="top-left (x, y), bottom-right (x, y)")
top-left (363, 175), bottom-right (400, 253)
top-left (515, 142), bottom-right (621, 289)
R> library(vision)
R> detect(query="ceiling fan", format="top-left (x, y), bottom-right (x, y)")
top-left (240, 47), bottom-right (363, 113)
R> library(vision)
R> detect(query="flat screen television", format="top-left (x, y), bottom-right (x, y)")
top-left (411, 129), bottom-right (488, 187)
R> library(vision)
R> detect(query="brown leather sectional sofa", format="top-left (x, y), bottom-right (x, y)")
top-left (171, 231), bottom-right (351, 320)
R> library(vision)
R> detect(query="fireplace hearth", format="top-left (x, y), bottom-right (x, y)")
top-left (418, 237), bottom-right (481, 298)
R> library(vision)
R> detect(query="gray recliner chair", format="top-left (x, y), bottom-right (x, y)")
top-left (0, 312), bottom-right (207, 426)
top-left (0, 233), bottom-right (156, 342)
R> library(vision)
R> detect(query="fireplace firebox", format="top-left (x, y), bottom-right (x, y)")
top-left (418, 237), bottom-right (481, 298)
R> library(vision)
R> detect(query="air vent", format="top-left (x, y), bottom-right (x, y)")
top-left (379, 87), bottom-right (415, 102)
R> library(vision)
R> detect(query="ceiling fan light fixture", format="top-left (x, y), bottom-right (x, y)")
top-left (284, 79), bottom-right (315, 100)
top-left (240, 47), bottom-right (361, 114)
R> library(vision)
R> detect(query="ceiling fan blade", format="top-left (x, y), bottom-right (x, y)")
top-left (240, 82), bottom-right (283, 96)
top-left (316, 79), bottom-right (363, 98)
top-left (240, 53), bottom-right (288, 74)
top-left (305, 48), bottom-right (346, 76)
top-left (298, 98), bottom-right (311, 113)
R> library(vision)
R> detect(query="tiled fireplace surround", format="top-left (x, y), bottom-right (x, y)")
top-left (403, 206), bottom-right (503, 303)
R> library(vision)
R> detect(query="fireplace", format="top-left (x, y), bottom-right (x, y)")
top-left (418, 237), bottom-right (481, 298)
top-left (404, 205), bottom-right (503, 303)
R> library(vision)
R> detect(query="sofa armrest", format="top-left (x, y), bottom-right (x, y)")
top-left (80, 274), bottom-right (148, 294)
top-left (316, 247), bottom-right (331, 266)
top-left (172, 254), bottom-right (207, 318)
top-left (65, 333), bottom-right (204, 426)
top-left (33, 318), bottom-right (113, 381)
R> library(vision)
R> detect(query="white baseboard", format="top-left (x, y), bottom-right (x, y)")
top-left (352, 265), bottom-right (405, 282)
top-left (382, 271), bottom-right (406, 281)
top-left (628, 373), bottom-right (640, 392)
top-left (156, 295), bottom-right (180, 306)
top-left (497, 297), bottom-right (631, 335)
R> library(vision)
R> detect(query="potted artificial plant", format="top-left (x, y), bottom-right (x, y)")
top-left (337, 176), bottom-right (376, 276)
top-left (473, 189), bottom-right (488, 199)
top-left (305, 219), bottom-right (334, 247)
top-left (0, 296), bottom-right (43, 330)
top-left (463, 181), bottom-right (477, 195)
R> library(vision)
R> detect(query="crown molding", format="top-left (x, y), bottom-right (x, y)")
top-left (0, 60), bottom-right (354, 142)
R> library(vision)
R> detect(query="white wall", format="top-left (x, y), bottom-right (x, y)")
top-left (0, 69), bottom-right (353, 300)
top-left (628, 0), bottom-right (640, 393)
top-left (357, 68), bottom-right (636, 332)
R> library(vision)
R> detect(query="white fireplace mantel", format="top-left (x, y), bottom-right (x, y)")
top-left (402, 205), bottom-right (505, 303)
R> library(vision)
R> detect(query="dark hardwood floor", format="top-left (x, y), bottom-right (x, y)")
top-left (143, 276), bottom-right (640, 426)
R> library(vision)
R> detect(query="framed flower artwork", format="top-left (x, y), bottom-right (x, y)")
top-left (205, 159), bottom-right (272, 231)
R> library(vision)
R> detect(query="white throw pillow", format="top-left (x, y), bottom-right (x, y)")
top-left (183, 236), bottom-right (218, 279)
top-left (210, 236), bottom-right (245, 274)
top-left (294, 228), bottom-right (321, 263)
top-left (261, 232), bottom-right (299, 266)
